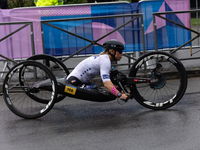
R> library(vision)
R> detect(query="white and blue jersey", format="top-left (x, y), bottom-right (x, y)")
top-left (67, 54), bottom-right (111, 84)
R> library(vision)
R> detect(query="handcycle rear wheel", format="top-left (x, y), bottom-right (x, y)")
top-left (3, 60), bottom-right (58, 119)
top-left (27, 54), bottom-right (69, 103)
top-left (129, 51), bottom-right (187, 110)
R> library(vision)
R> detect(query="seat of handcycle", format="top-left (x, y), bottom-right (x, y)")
top-left (56, 77), bottom-right (117, 102)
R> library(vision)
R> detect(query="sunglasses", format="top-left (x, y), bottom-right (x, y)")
top-left (117, 50), bottom-right (123, 54)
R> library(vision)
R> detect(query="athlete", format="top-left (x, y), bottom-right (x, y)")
top-left (67, 39), bottom-right (129, 100)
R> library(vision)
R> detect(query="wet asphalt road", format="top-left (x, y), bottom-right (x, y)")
top-left (1, 77), bottom-right (200, 150)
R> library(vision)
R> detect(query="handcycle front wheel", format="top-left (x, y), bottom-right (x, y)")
top-left (3, 60), bottom-right (58, 119)
top-left (27, 54), bottom-right (69, 103)
top-left (129, 51), bottom-right (187, 110)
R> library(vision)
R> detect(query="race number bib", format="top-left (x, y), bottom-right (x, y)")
top-left (64, 85), bottom-right (77, 95)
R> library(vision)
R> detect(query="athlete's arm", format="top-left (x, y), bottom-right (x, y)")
top-left (99, 55), bottom-right (128, 100)
top-left (104, 80), bottom-right (128, 100)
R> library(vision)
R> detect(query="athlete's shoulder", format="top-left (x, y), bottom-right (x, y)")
top-left (90, 54), bottom-right (109, 60)
top-left (100, 54), bottom-right (109, 60)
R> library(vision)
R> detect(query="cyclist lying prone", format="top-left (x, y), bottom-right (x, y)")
top-left (66, 39), bottom-right (129, 101)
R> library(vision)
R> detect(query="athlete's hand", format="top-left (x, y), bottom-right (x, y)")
top-left (120, 93), bottom-right (129, 101)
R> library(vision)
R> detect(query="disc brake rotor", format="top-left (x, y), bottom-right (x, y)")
top-left (150, 73), bottom-right (166, 89)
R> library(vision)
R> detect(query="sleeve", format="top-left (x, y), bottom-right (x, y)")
top-left (99, 56), bottom-right (111, 83)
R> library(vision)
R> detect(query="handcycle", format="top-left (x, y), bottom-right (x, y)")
top-left (2, 51), bottom-right (187, 119)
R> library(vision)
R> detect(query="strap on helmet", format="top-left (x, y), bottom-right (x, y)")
top-left (108, 50), bottom-right (117, 61)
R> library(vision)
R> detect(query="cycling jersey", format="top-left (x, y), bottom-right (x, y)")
top-left (67, 54), bottom-right (111, 84)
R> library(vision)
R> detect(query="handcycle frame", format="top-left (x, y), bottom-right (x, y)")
top-left (2, 51), bottom-right (188, 119)
top-left (37, 70), bottom-right (152, 102)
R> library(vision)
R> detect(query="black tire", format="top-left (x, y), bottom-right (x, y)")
top-left (3, 60), bottom-right (58, 119)
top-left (129, 51), bottom-right (187, 110)
top-left (27, 54), bottom-right (69, 103)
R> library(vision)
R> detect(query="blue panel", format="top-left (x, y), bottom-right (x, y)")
top-left (91, 3), bottom-right (143, 52)
top-left (41, 1), bottom-right (191, 56)
top-left (166, 25), bottom-right (191, 48)
top-left (140, 0), bottom-right (164, 31)
top-left (41, 14), bottom-right (93, 56)
top-left (141, 0), bottom-right (191, 50)
top-left (165, 2), bottom-right (185, 27)
top-left (91, 3), bottom-right (135, 16)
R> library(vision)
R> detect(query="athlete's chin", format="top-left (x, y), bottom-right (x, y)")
top-left (117, 57), bottom-right (122, 61)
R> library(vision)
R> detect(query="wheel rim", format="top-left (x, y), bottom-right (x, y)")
top-left (129, 52), bottom-right (187, 109)
top-left (3, 61), bottom-right (57, 119)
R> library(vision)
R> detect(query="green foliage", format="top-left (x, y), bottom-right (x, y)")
top-left (7, 0), bottom-right (86, 8)
top-left (8, 0), bottom-right (35, 8)
top-left (191, 18), bottom-right (200, 26)
top-left (63, 0), bottom-right (85, 4)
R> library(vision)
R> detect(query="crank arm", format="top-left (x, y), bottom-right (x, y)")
top-left (117, 81), bottom-right (128, 93)
top-left (117, 81), bottom-right (133, 99)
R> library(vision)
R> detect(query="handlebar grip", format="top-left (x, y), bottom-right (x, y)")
top-left (119, 93), bottom-right (130, 102)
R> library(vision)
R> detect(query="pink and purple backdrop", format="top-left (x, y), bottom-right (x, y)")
top-left (0, 0), bottom-right (190, 59)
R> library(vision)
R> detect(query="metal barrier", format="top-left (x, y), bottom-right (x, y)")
top-left (153, 9), bottom-right (200, 55)
top-left (40, 13), bottom-right (146, 64)
top-left (0, 21), bottom-right (35, 73)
